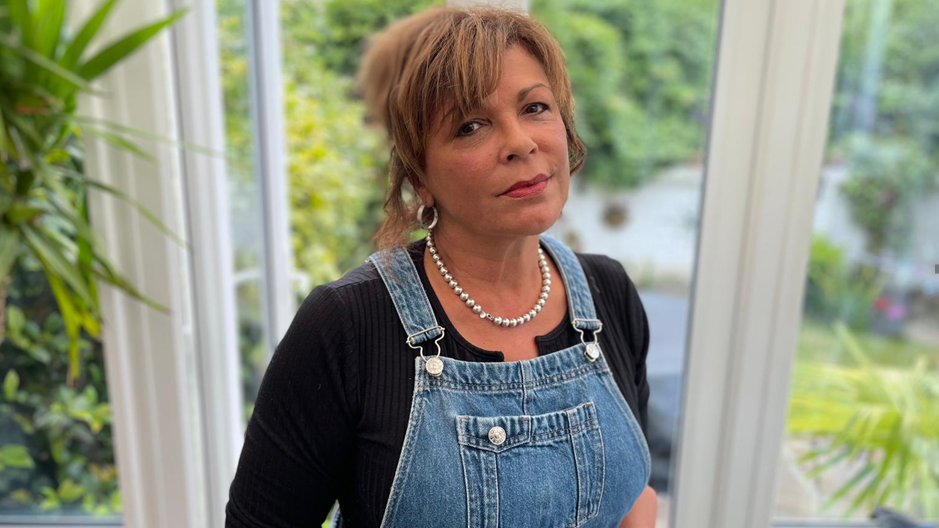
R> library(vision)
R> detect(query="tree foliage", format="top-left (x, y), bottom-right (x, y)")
top-left (830, 0), bottom-right (939, 257)
top-left (531, 0), bottom-right (717, 188)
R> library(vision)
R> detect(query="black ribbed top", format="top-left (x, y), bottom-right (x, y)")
top-left (225, 239), bottom-right (651, 527)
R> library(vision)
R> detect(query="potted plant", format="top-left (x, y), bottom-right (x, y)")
top-left (1, 0), bottom-right (189, 381)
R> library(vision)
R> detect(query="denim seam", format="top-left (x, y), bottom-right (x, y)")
top-left (459, 418), bottom-right (598, 443)
top-left (378, 364), bottom-right (428, 528)
top-left (540, 235), bottom-right (602, 329)
top-left (458, 433), bottom-right (473, 528)
top-left (416, 363), bottom-right (604, 391)
top-left (492, 452), bottom-right (500, 527)
top-left (597, 366), bottom-right (652, 485)
top-left (568, 407), bottom-right (584, 527)
top-left (457, 418), bottom-right (600, 450)
top-left (519, 362), bottom-right (528, 417)
top-left (368, 250), bottom-right (441, 343)
top-left (595, 415), bottom-right (607, 518)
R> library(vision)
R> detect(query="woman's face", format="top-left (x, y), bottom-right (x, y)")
top-left (420, 45), bottom-right (571, 240)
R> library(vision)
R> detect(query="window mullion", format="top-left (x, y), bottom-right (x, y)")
top-left (673, 0), bottom-right (848, 526)
top-left (245, 0), bottom-right (297, 356)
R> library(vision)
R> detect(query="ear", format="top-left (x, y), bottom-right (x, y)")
top-left (408, 174), bottom-right (434, 207)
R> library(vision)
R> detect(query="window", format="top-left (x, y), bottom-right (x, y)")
top-left (529, 0), bottom-right (722, 525)
top-left (774, 0), bottom-right (939, 522)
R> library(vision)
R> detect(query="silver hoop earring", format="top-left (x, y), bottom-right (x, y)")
top-left (416, 204), bottom-right (438, 230)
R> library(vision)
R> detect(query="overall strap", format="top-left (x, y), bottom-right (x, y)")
top-left (367, 246), bottom-right (444, 348)
top-left (538, 234), bottom-right (604, 340)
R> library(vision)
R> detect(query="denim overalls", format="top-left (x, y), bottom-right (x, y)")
top-left (332, 234), bottom-right (651, 528)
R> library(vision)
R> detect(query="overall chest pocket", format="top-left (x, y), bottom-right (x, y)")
top-left (456, 401), bottom-right (605, 528)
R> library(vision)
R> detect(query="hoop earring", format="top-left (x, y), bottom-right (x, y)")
top-left (416, 204), bottom-right (438, 230)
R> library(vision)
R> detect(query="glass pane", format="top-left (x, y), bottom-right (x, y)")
top-left (0, 252), bottom-right (121, 520)
top-left (280, 0), bottom-right (441, 296)
top-left (774, 0), bottom-right (939, 523)
top-left (217, 0), bottom-right (271, 422)
top-left (529, 1), bottom-right (722, 526)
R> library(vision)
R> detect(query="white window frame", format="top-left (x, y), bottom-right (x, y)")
top-left (244, 0), bottom-right (298, 356)
top-left (165, 0), bottom-right (245, 525)
top-left (70, 0), bottom-right (867, 527)
top-left (75, 0), bottom-right (244, 527)
top-left (672, 0), bottom-right (849, 527)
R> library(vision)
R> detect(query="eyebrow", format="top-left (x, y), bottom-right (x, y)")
top-left (517, 82), bottom-right (552, 103)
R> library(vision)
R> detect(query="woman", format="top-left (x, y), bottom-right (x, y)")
top-left (226, 5), bottom-right (657, 527)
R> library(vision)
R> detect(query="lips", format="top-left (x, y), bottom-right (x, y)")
top-left (501, 174), bottom-right (549, 195)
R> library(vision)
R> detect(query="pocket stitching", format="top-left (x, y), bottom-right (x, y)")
top-left (457, 402), bottom-right (598, 447)
top-left (457, 415), bottom-right (533, 453)
top-left (456, 402), bottom-right (604, 527)
top-left (570, 413), bottom-right (605, 527)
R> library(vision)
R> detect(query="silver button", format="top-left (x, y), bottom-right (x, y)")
top-left (425, 356), bottom-right (444, 377)
top-left (488, 426), bottom-right (506, 445)
top-left (584, 343), bottom-right (600, 362)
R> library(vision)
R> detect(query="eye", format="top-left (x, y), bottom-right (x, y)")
top-left (456, 120), bottom-right (482, 137)
top-left (525, 102), bottom-right (550, 114)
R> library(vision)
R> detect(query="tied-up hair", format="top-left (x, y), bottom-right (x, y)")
top-left (356, 5), bottom-right (587, 257)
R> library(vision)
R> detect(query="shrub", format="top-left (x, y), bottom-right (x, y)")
top-left (839, 136), bottom-right (935, 255)
top-left (803, 234), bottom-right (884, 330)
top-left (0, 259), bottom-right (117, 515)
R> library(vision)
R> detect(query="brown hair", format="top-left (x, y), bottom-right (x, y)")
top-left (356, 5), bottom-right (586, 255)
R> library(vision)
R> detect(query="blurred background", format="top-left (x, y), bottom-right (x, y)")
top-left (0, 0), bottom-right (936, 527)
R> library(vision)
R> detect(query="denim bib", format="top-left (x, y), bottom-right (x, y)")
top-left (333, 234), bottom-right (651, 527)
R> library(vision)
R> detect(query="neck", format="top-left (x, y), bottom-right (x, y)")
top-left (426, 222), bottom-right (546, 307)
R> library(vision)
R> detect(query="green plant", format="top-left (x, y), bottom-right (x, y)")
top-left (827, 0), bottom-right (939, 167)
top-left (278, 0), bottom-right (435, 284)
top-left (1, 258), bottom-right (118, 515)
top-left (281, 0), bottom-right (439, 78)
top-left (0, 0), bottom-right (189, 381)
top-left (787, 321), bottom-right (939, 518)
top-left (803, 234), bottom-right (885, 330)
top-left (531, 0), bottom-right (717, 188)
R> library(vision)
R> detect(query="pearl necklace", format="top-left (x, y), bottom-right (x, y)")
top-left (426, 228), bottom-right (552, 327)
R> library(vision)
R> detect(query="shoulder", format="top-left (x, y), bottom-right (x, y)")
top-left (324, 257), bottom-right (385, 293)
top-left (575, 251), bottom-right (629, 281)
top-left (298, 257), bottom-right (387, 313)
top-left (307, 240), bottom-right (428, 312)
top-left (576, 250), bottom-right (645, 320)
top-left (291, 252), bottom-right (408, 345)
top-left (573, 251), bottom-right (640, 303)
top-left (313, 240), bottom-right (423, 298)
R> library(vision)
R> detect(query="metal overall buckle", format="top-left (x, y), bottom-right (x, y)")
top-left (573, 318), bottom-right (603, 362)
top-left (407, 326), bottom-right (446, 377)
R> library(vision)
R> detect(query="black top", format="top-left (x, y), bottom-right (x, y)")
top-left (225, 238), bottom-right (651, 528)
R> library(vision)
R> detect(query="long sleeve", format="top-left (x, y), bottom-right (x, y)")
top-left (226, 284), bottom-right (359, 527)
top-left (611, 260), bottom-right (651, 442)
top-left (630, 280), bottom-right (651, 442)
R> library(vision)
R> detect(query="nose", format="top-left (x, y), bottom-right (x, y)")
top-left (501, 120), bottom-right (537, 162)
